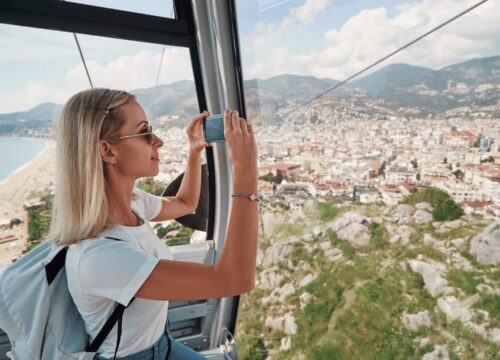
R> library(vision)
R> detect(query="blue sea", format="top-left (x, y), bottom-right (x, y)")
top-left (0, 137), bottom-right (46, 182)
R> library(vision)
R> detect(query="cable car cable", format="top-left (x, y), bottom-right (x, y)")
top-left (73, 33), bottom-right (94, 89)
top-left (255, 0), bottom-right (489, 133)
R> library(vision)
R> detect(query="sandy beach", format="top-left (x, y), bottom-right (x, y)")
top-left (0, 139), bottom-right (56, 266)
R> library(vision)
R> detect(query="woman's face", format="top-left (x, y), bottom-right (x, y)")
top-left (110, 99), bottom-right (164, 180)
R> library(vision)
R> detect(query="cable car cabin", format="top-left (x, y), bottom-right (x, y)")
top-left (0, 0), bottom-right (246, 358)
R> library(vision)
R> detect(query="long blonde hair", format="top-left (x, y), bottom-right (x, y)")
top-left (48, 88), bottom-right (134, 246)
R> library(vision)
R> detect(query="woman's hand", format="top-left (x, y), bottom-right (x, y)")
top-left (187, 111), bottom-right (211, 153)
top-left (224, 108), bottom-right (257, 176)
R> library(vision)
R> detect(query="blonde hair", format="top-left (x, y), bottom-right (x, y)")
top-left (47, 88), bottom-right (134, 246)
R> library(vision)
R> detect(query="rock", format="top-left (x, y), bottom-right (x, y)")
top-left (280, 337), bottom-right (292, 351)
top-left (408, 260), bottom-right (449, 298)
top-left (274, 283), bottom-right (296, 303)
top-left (414, 209), bottom-right (433, 224)
top-left (437, 296), bottom-right (472, 322)
top-left (433, 219), bottom-right (465, 232)
top-left (402, 311), bottom-right (432, 331)
top-left (330, 211), bottom-right (366, 232)
top-left (450, 252), bottom-right (473, 271)
top-left (257, 244), bottom-right (294, 268)
top-left (450, 238), bottom-right (467, 251)
top-left (469, 221), bottom-right (500, 265)
top-left (257, 268), bottom-right (285, 289)
top-left (324, 247), bottom-right (343, 262)
top-left (312, 226), bottom-right (322, 238)
top-left (416, 202), bottom-right (433, 211)
top-left (391, 204), bottom-right (414, 224)
top-left (389, 225), bottom-right (413, 245)
top-left (299, 292), bottom-right (313, 309)
top-left (264, 314), bottom-right (297, 334)
top-left (419, 337), bottom-right (430, 347)
top-left (488, 328), bottom-right (500, 345)
top-left (337, 222), bottom-right (371, 246)
top-left (299, 274), bottom-right (316, 288)
top-left (422, 345), bottom-right (449, 360)
top-left (476, 284), bottom-right (495, 295)
top-left (329, 212), bottom-right (371, 247)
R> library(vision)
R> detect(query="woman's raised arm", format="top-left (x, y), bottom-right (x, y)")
top-left (136, 109), bottom-right (258, 301)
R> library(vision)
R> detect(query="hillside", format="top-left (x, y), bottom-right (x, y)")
top-left (1, 55), bottom-right (499, 135)
top-left (235, 201), bottom-right (499, 359)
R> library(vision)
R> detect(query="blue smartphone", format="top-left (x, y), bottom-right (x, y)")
top-left (203, 114), bottom-right (226, 142)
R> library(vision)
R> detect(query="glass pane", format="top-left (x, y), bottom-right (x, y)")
top-left (62, 0), bottom-right (175, 19)
top-left (235, 0), bottom-right (500, 358)
top-left (0, 23), bottom-right (205, 265)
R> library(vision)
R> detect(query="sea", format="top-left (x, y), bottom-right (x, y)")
top-left (0, 137), bottom-right (46, 183)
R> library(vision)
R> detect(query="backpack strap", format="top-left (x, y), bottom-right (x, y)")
top-left (44, 236), bottom-right (137, 358)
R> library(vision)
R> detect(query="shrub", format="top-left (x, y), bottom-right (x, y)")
top-left (432, 199), bottom-right (464, 221)
top-left (402, 187), bottom-right (451, 207)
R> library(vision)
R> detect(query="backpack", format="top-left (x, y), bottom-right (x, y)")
top-left (0, 237), bottom-right (133, 360)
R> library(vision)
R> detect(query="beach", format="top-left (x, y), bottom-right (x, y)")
top-left (0, 139), bottom-right (56, 266)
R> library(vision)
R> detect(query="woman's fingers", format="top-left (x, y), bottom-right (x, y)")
top-left (224, 108), bottom-right (232, 133)
top-left (231, 110), bottom-right (241, 132)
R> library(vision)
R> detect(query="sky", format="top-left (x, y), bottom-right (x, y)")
top-left (0, 0), bottom-right (499, 113)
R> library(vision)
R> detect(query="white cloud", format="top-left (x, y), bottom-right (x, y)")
top-left (0, 84), bottom-right (75, 113)
top-left (282, 0), bottom-right (330, 27)
top-left (66, 48), bottom-right (193, 90)
top-left (242, 0), bottom-right (500, 80)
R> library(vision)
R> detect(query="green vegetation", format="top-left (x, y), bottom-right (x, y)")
top-left (368, 222), bottom-right (389, 250)
top-left (137, 177), bottom-right (167, 196)
top-left (165, 223), bottom-right (194, 246)
top-left (432, 200), bottom-right (464, 221)
top-left (402, 187), bottom-right (451, 207)
top-left (259, 171), bottom-right (285, 184)
top-left (26, 193), bottom-right (53, 241)
top-left (316, 202), bottom-right (341, 221)
top-left (447, 270), bottom-right (480, 295)
top-left (402, 187), bottom-right (463, 221)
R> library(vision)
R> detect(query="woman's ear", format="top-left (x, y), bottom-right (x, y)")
top-left (99, 139), bottom-right (117, 164)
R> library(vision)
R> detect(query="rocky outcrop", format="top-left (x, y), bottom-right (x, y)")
top-left (257, 267), bottom-right (285, 289)
top-left (257, 244), bottom-right (294, 267)
top-left (265, 313), bottom-right (297, 334)
top-left (469, 221), bottom-right (500, 265)
top-left (437, 295), bottom-right (475, 322)
top-left (391, 204), bottom-right (414, 224)
top-left (388, 224), bottom-right (413, 245)
top-left (414, 209), bottom-right (433, 224)
top-left (402, 311), bottom-right (432, 331)
top-left (408, 260), bottom-right (451, 298)
top-left (416, 202), bottom-right (433, 211)
top-left (330, 212), bottom-right (371, 247)
top-left (422, 345), bottom-right (450, 360)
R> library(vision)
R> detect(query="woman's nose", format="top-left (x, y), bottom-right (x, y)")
top-left (152, 133), bottom-right (164, 147)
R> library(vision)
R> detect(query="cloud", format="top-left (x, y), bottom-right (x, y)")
top-left (66, 48), bottom-right (193, 90)
top-left (0, 84), bottom-right (75, 113)
top-left (245, 0), bottom-right (330, 48)
top-left (282, 0), bottom-right (330, 27)
top-left (242, 0), bottom-right (500, 80)
top-left (0, 47), bottom-right (193, 113)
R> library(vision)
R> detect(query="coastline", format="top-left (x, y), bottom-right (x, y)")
top-left (0, 138), bottom-right (56, 265)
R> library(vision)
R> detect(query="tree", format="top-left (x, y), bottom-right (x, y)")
top-left (432, 200), bottom-right (464, 221)
top-left (453, 170), bottom-right (464, 180)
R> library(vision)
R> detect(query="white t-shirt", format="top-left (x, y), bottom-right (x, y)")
top-left (66, 188), bottom-right (173, 358)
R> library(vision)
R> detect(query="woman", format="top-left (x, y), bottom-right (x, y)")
top-left (48, 88), bottom-right (258, 359)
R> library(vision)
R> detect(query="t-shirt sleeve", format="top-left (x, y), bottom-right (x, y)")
top-left (76, 239), bottom-right (159, 306)
top-left (133, 188), bottom-right (163, 221)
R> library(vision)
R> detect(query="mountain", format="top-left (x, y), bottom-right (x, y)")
top-left (0, 103), bottom-right (62, 135)
top-left (351, 55), bottom-right (500, 112)
top-left (1, 55), bottom-right (499, 135)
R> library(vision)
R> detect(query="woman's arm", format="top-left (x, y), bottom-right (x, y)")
top-left (137, 109), bottom-right (258, 300)
top-left (152, 112), bottom-right (210, 221)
